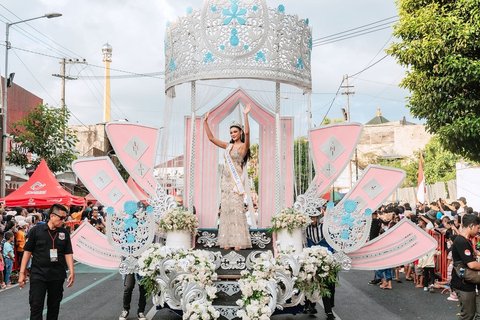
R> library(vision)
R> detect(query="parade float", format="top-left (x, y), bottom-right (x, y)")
top-left (70, 1), bottom-right (437, 319)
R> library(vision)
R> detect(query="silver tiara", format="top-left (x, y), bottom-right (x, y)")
top-left (230, 121), bottom-right (243, 129)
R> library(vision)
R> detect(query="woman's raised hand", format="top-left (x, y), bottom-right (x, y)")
top-left (243, 104), bottom-right (251, 114)
top-left (204, 112), bottom-right (210, 121)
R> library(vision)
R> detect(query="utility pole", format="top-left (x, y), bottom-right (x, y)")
top-left (341, 75), bottom-right (355, 122)
top-left (341, 75), bottom-right (355, 188)
top-left (52, 58), bottom-right (86, 137)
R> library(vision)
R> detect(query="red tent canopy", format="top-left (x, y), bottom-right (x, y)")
top-left (2, 159), bottom-right (85, 208)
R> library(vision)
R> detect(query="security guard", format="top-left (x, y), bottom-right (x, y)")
top-left (18, 204), bottom-right (75, 320)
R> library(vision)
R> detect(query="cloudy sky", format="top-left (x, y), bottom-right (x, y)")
top-left (0, 0), bottom-right (411, 130)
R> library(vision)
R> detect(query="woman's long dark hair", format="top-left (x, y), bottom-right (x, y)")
top-left (229, 125), bottom-right (251, 167)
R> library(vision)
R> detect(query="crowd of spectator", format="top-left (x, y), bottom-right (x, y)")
top-left (368, 196), bottom-right (473, 303)
top-left (1, 201), bottom-right (107, 290)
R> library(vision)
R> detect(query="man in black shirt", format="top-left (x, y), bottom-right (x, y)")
top-left (451, 213), bottom-right (480, 320)
top-left (18, 204), bottom-right (75, 320)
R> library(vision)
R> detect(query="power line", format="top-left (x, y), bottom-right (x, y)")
top-left (313, 25), bottom-right (394, 47)
top-left (86, 63), bottom-right (165, 79)
top-left (77, 72), bottom-right (164, 79)
top-left (312, 16), bottom-right (397, 43)
top-left (0, 4), bottom-right (83, 59)
top-left (349, 54), bottom-right (389, 78)
top-left (10, 50), bottom-right (89, 129)
top-left (0, 43), bottom-right (64, 60)
top-left (320, 78), bottom-right (345, 125)
top-left (360, 35), bottom-right (392, 71)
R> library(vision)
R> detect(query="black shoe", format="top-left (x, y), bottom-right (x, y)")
top-left (326, 312), bottom-right (336, 320)
top-left (308, 304), bottom-right (318, 315)
top-left (368, 279), bottom-right (381, 285)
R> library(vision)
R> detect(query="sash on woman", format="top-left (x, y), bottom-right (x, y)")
top-left (224, 144), bottom-right (245, 195)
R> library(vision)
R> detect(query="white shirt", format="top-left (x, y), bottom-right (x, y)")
top-left (246, 211), bottom-right (258, 228)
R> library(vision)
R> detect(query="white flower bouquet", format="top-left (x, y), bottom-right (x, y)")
top-left (270, 207), bottom-right (310, 233)
top-left (236, 251), bottom-right (290, 320)
top-left (138, 245), bottom-right (219, 319)
top-left (158, 207), bottom-right (198, 233)
top-left (295, 246), bottom-right (340, 301)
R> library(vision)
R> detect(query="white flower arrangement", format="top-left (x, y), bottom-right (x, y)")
top-left (237, 247), bottom-right (340, 318)
top-left (270, 207), bottom-right (310, 233)
top-left (296, 246), bottom-right (340, 301)
top-left (236, 251), bottom-right (290, 320)
top-left (158, 207), bottom-right (198, 233)
top-left (138, 244), bottom-right (219, 320)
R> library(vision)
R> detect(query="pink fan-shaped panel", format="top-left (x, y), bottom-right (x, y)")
top-left (106, 123), bottom-right (160, 196)
top-left (309, 123), bottom-right (363, 196)
top-left (72, 157), bottom-right (138, 212)
top-left (70, 222), bottom-right (121, 270)
top-left (348, 219), bottom-right (438, 270)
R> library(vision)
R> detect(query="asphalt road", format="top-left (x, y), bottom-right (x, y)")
top-left (0, 264), bottom-right (459, 320)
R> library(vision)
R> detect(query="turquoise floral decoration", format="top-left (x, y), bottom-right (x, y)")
top-left (168, 58), bottom-right (176, 71)
top-left (124, 201), bottom-right (137, 216)
top-left (204, 52), bottom-right (215, 63)
top-left (296, 57), bottom-right (305, 70)
top-left (341, 213), bottom-right (355, 228)
top-left (223, 0), bottom-right (247, 25)
top-left (230, 28), bottom-right (240, 46)
top-left (106, 206), bottom-right (115, 216)
top-left (255, 51), bottom-right (266, 62)
top-left (123, 216), bottom-right (138, 231)
top-left (343, 199), bottom-right (357, 214)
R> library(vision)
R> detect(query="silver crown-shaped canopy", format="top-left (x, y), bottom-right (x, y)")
top-left (165, 0), bottom-right (312, 92)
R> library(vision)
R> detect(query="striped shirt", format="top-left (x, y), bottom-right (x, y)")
top-left (306, 223), bottom-right (324, 245)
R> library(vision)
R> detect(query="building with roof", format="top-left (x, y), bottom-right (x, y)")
top-left (357, 108), bottom-right (431, 165)
top-left (1, 78), bottom-right (43, 193)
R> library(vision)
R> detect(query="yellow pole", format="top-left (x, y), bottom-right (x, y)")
top-left (102, 43), bottom-right (112, 122)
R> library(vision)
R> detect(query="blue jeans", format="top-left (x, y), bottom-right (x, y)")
top-left (376, 268), bottom-right (393, 281)
top-left (4, 258), bottom-right (13, 284)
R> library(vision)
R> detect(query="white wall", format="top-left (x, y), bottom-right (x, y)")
top-left (456, 162), bottom-right (480, 211)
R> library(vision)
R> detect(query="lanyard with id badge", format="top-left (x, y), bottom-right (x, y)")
top-left (48, 230), bottom-right (58, 262)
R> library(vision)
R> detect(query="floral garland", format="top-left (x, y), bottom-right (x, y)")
top-left (270, 207), bottom-right (310, 233)
top-left (158, 207), bottom-right (199, 233)
top-left (138, 244), bottom-right (219, 320)
top-left (296, 246), bottom-right (341, 301)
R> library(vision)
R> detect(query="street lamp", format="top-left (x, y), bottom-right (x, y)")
top-left (0, 13), bottom-right (62, 198)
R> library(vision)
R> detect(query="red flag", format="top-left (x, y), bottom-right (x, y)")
top-left (416, 153), bottom-right (426, 203)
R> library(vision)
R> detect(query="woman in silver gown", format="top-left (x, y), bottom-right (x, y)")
top-left (204, 104), bottom-right (252, 250)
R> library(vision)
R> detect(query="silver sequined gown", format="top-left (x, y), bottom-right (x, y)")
top-left (217, 148), bottom-right (252, 249)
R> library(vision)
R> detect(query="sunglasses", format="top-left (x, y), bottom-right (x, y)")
top-left (53, 213), bottom-right (67, 221)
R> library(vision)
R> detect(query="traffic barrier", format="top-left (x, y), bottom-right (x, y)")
top-left (428, 230), bottom-right (448, 281)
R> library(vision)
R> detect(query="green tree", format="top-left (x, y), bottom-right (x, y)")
top-left (376, 157), bottom-right (418, 187)
top-left (7, 104), bottom-right (78, 173)
top-left (423, 136), bottom-right (460, 184)
top-left (294, 137), bottom-right (313, 197)
top-left (247, 143), bottom-right (259, 193)
top-left (388, 0), bottom-right (480, 161)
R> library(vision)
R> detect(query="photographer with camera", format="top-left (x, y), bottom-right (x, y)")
top-left (451, 214), bottom-right (480, 320)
